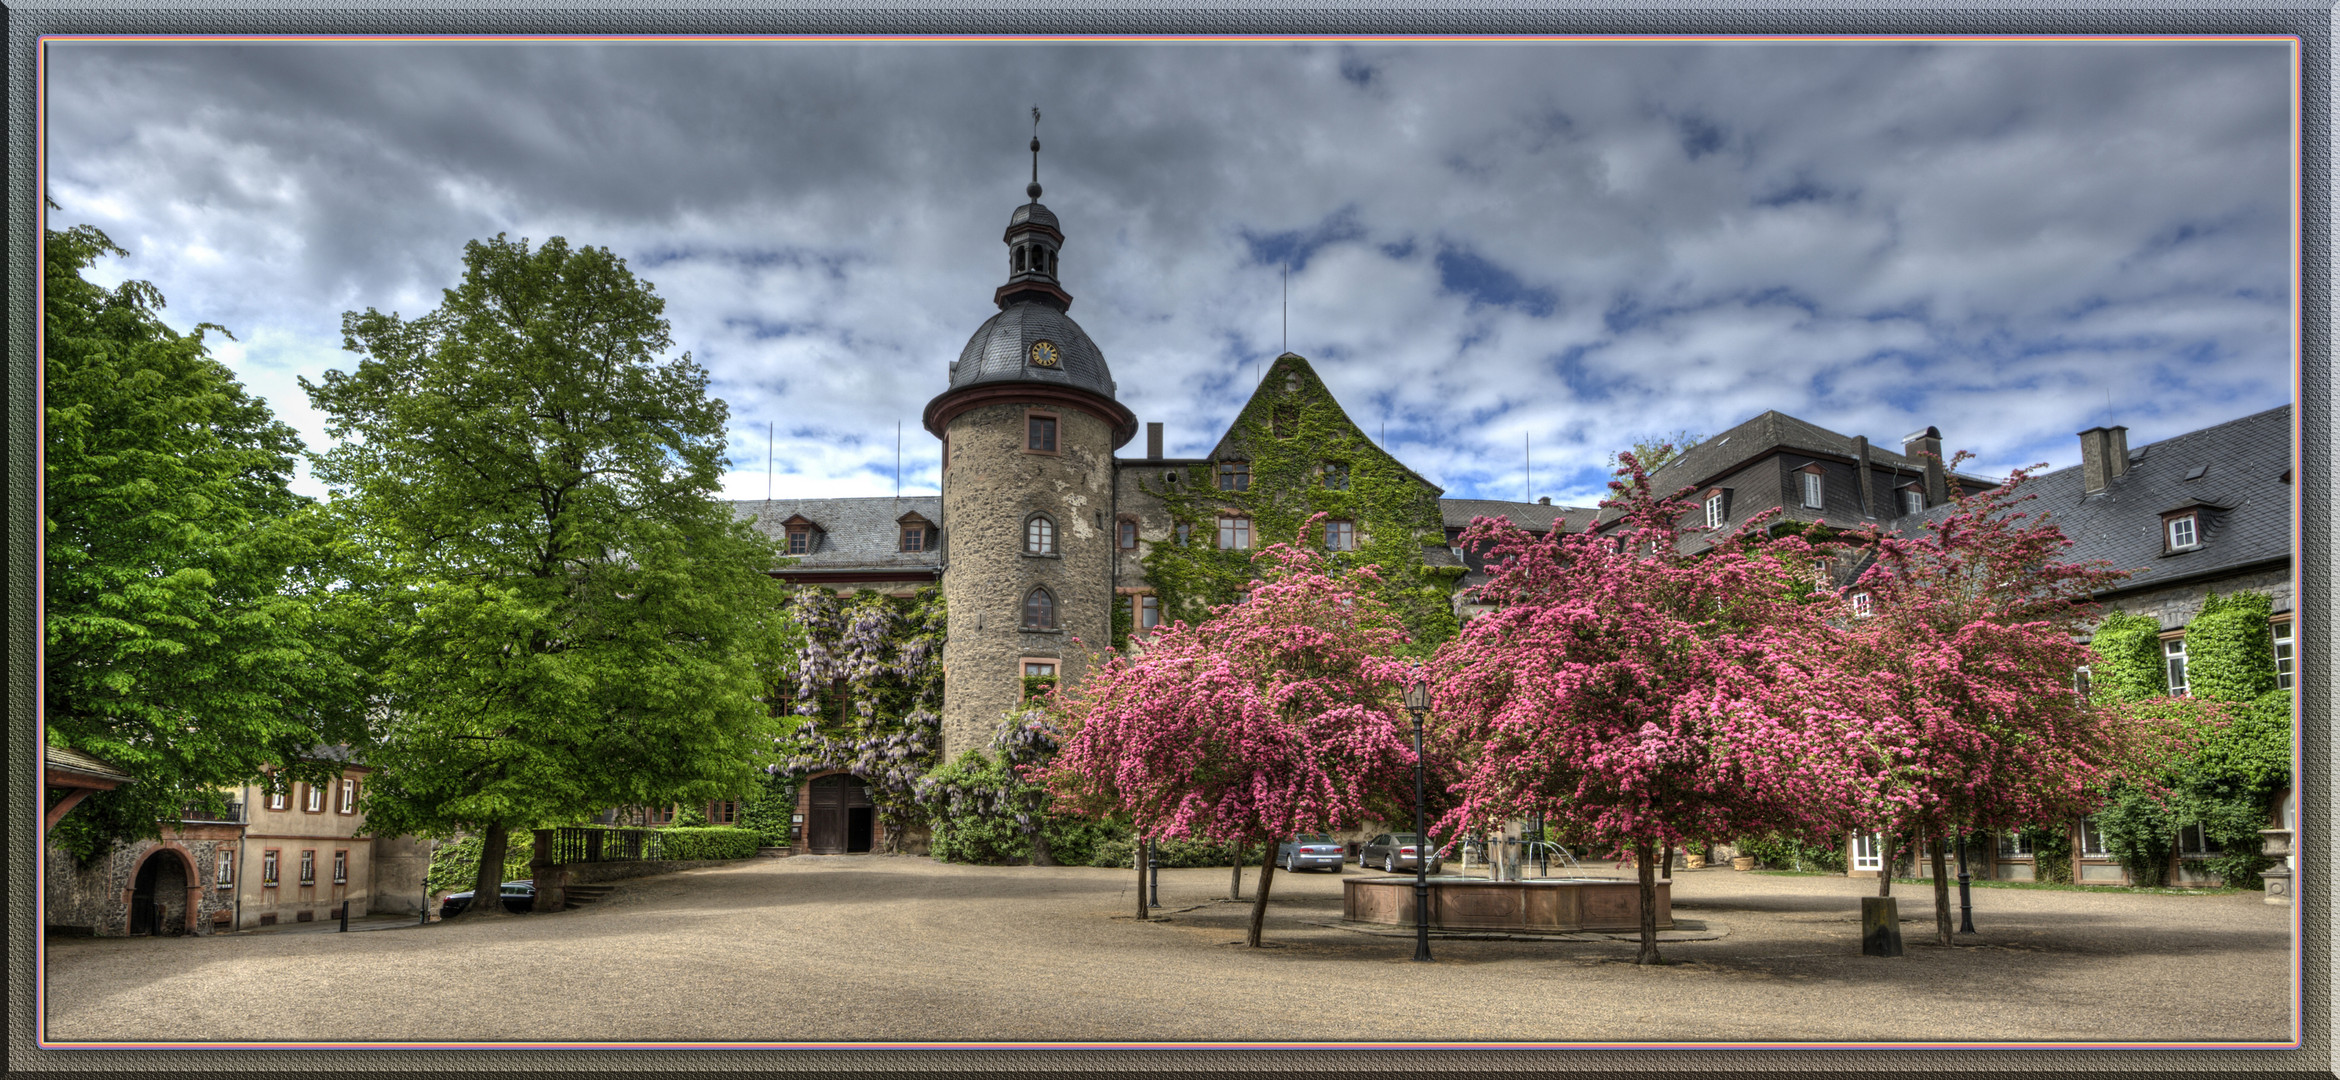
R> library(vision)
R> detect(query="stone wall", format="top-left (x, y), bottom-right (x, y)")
top-left (940, 400), bottom-right (1117, 758)
top-left (369, 834), bottom-right (433, 916)
top-left (44, 827), bottom-right (240, 937)
top-left (2096, 565), bottom-right (2292, 632)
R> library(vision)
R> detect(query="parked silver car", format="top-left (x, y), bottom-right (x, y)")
top-left (1359, 833), bottom-right (1446, 874)
top-left (1274, 834), bottom-right (1347, 873)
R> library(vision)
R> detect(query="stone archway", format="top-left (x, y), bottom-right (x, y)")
top-left (124, 844), bottom-right (202, 937)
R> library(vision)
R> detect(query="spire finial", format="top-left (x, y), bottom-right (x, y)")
top-left (1027, 106), bottom-right (1043, 201)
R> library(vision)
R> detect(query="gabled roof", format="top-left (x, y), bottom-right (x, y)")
top-left (45, 745), bottom-right (132, 784)
top-left (1205, 353), bottom-right (1445, 498)
top-left (1596, 409), bottom-right (1993, 529)
top-left (733, 497), bottom-right (944, 575)
top-left (1921, 405), bottom-right (2290, 602)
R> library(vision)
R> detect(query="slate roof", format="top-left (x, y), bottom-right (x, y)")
top-left (1439, 498), bottom-right (1599, 535)
top-left (733, 497), bottom-right (944, 575)
top-left (45, 745), bottom-right (132, 783)
top-left (1917, 405), bottom-right (2291, 601)
top-left (948, 301), bottom-right (1116, 400)
top-left (1592, 409), bottom-right (1995, 530)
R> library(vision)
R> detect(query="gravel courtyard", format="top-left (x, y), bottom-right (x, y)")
top-left (42, 855), bottom-right (2293, 1045)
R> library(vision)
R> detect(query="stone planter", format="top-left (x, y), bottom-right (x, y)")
top-left (1685, 853), bottom-right (1707, 870)
top-left (1732, 856), bottom-right (1756, 872)
top-left (1344, 875), bottom-right (1670, 934)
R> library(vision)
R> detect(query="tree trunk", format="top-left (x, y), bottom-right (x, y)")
top-left (460, 822), bottom-right (513, 920)
top-left (1633, 837), bottom-right (1661, 965)
top-left (1028, 821), bottom-right (1055, 867)
top-left (1877, 833), bottom-right (1894, 897)
top-left (1659, 842), bottom-right (1674, 881)
top-left (1228, 843), bottom-right (1245, 901)
top-left (1135, 838), bottom-right (1150, 921)
top-left (1930, 835), bottom-right (1952, 947)
top-left (1247, 845), bottom-right (1278, 948)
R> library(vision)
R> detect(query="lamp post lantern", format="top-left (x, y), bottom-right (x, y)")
top-left (1402, 674), bottom-right (1433, 963)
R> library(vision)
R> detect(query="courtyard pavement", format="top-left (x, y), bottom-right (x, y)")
top-left (41, 855), bottom-right (2292, 1045)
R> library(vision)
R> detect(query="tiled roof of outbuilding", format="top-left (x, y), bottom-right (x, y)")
top-left (732, 497), bottom-right (944, 575)
top-left (1918, 405), bottom-right (2291, 600)
top-left (1439, 498), bottom-right (1598, 534)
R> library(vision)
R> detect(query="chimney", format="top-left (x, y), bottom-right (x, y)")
top-left (1903, 426), bottom-right (1945, 506)
top-left (2079, 425), bottom-right (2130, 495)
top-left (1538, 496), bottom-right (1551, 506)
top-left (1146, 422), bottom-right (1163, 461)
top-left (1853, 435), bottom-right (1875, 518)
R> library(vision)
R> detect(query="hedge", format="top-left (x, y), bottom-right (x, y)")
top-left (644, 826), bottom-right (764, 862)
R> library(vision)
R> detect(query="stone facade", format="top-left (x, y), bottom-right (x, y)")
top-left (44, 827), bottom-right (239, 937)
top-left (2096, 564), bottom-right (2292, 632)
top-left (939, 400), bottom-right (1118, 757)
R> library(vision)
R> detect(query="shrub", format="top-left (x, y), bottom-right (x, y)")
top-left (649, 826), bottom-right (763, 861)
top-left (736, 771), bottom-right (797, 848)
top-left (2093, 786), bottom-right (2176, 888)
top-left (1735, 832), bottom-right (1845, 874)
top-left (2017, 823), bottom-right (2074, 884)
top-left (2088, 612), bottom-right (2166, 703)
top-left (2184, 592), bottom-right (2277, 703)
top-left (923, 748), bottom-right (1127, 866)
top-left (1088, 835), bottom-right (1268, 869)
top-left (425, 834), bottom-right (534, 896)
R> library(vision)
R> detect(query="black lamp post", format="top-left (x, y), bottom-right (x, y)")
top-left (1403, 675), bottom-right (1433, 963)
top-left (1954, 826), bottom-right (1975, 934)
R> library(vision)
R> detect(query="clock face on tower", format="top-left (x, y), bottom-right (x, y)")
top-left (1029, 340), bottom-right (1061, 369)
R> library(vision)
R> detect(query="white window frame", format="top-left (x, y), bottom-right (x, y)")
top-left (1025, 514), bottom-right (1056, 556)
top-left (1902, 489), bottom-right (1925, 516)
top-left (215, 849), bottom-right (235, 888)
top-left (1022, 660), bottom-right (1058, 679)
top-left (2075, 664), bottom-right (2092, 697)
top-left (332, 849), bottom-right (348, 885)
top-left (262, 849), bottom-right (280, 887)
top-left (2164, 637), bottom-right (2189, 697)
top-left (2080, 818), bottom-right (2110, 857)
top-left (267, 785), bottom-right (287, 812)
top-left (1801, 469), bottom-right (1824, 509)
top-left (1997, 832), bottom-right (2032, 858)
top-left (1851, 832), bottom-right (1883, 872)
top-left (298, 849), bottom-right (316, 886)
top-left (304, 783), bottom-right (323, 813)
top-left (2176, 822), bottom-right (2219, 856)
top-left (2274, 621), bottom-right (2293, 691)
top-left (2166, 514), bottom-right (2198, 550)
top-left (1850, 592), bottom-right (1872, 618)
top-left (339, 777), bottom-right (356, 814)
top-left (1704, 492), bottom-right (1725, 529)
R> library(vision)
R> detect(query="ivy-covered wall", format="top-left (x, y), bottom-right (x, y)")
top-left (770, 585), bottom-right (945, 853)
top-left (1122, 353), bottom-right (1463, 651)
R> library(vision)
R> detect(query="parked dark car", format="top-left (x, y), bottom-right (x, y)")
top-left (1358, 833), bottom-right (1446, 874)
top-left (439, 879), bottom-right (535, 918)
top-left (1274, 834), bottom-right (1347, 873)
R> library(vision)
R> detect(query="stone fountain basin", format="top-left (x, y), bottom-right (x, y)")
top-left (1343, 875), bottom-right (1671, 934)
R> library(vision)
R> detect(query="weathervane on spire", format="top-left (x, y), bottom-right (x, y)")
top-left (1028, 106), bottom-right (1043, 201)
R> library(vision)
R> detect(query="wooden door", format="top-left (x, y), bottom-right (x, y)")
top-left (808, 775), bottom-right (849, 853)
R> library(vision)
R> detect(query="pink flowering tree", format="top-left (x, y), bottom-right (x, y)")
top-left (1432, 454), bottom-right (1870, 965)
top-left (1825, 459), bottom-right (2135, 944)
top-left (1035, 523), bottom-right (1417, 948)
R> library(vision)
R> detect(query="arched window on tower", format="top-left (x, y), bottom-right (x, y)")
top-left (1046, 249), bottom-right (1057, 276)
top-left (1025, 514), bottom-right (1056, 555)
top-left (1023, 587), bottom-right (1057, 630)
top-left (1013, 247), bottom-right (1026, 273)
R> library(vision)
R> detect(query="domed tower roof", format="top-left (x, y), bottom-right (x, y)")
top-left (924, 110), bottom-right (1135, 448)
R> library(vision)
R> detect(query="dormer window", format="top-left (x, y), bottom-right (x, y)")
top-left (1901, 487), bottom-right (1925, 516)
top-left (1850, 592), bottom-right (1873, 618)
top-left (901, 526), bottom-right (928, 552)
top-left (780, 514), bottom-right (823, 556)
top-left (1703, 490), bottom-right (1727, 529)
top-left (2166, 513), bottom-right (2199, 551)
top-left (1799, 465), bottom-right (1825, 510)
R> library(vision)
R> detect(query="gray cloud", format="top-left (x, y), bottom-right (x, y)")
top-left (46, 40), bottom-right (2291, 504)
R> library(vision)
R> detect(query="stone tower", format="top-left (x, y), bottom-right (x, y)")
top-left (921, 117), bottom-right (1135, 759)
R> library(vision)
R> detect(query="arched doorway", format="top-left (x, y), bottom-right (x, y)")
top-left (128, 849), bottom-right (192, 936)
top-left (807, 774), bottom-right (876, 854)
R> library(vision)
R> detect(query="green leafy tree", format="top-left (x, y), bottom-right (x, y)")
top-left (1606, 429), bottom-right (1705, 475)
top-left (304, 234), bottom-right (791, 917)
top-left (44, 219), bottom-right (369, 860)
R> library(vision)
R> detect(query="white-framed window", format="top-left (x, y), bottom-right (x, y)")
top-left (332, 849), bottom-right (348, 885)
top-left (1902, 489), bottom-right (1925, 516)
top-left (1851, 832), bottom-right (1883, 872)
top-left (339, 777), bottom-right (357, 814)
top-left (2080, 818), bottom-right (2110, 857)
top-left (1023, 660), bottom-right (1057, 678)
top-left (2274, 621), bottom-right (2293, 691)
top-left (1850, 593), bottom-right (1873, 618)
top-left (2075, 665), bottom-right (2092, 697)
top-left (304, 783), bottom-right (323, 813)
top-left (215, 849), bottom-right (235, 887)
top-left (1704, 492), bottom-right (1725, 529)
top-left (2166, 513), bottom-right (2199, 550)
top-left (1025, 514), bottom-right (1056, 555)
top-left (2164, 637), bottom-right (2189, 697)
top-left (267, 784), bottom-right (287, 812)
top-left (1801, 469), bottom-right (1825, 509)
top-left (1997, 832), bottom-right (2033, 858)
top-left (298, 849), bottom-right (316, 886)
top-left (262, 849), bottom-right (280, 887)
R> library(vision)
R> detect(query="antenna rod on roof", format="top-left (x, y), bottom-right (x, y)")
top-left (896, 421), bottom-right (903, 500)
top-left (1282, 261), bottom-right (1288, 354)
top-left (1526, 432), bottom-right (1532, 503)
top-left (766, 421), bottom-right (774, 509)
